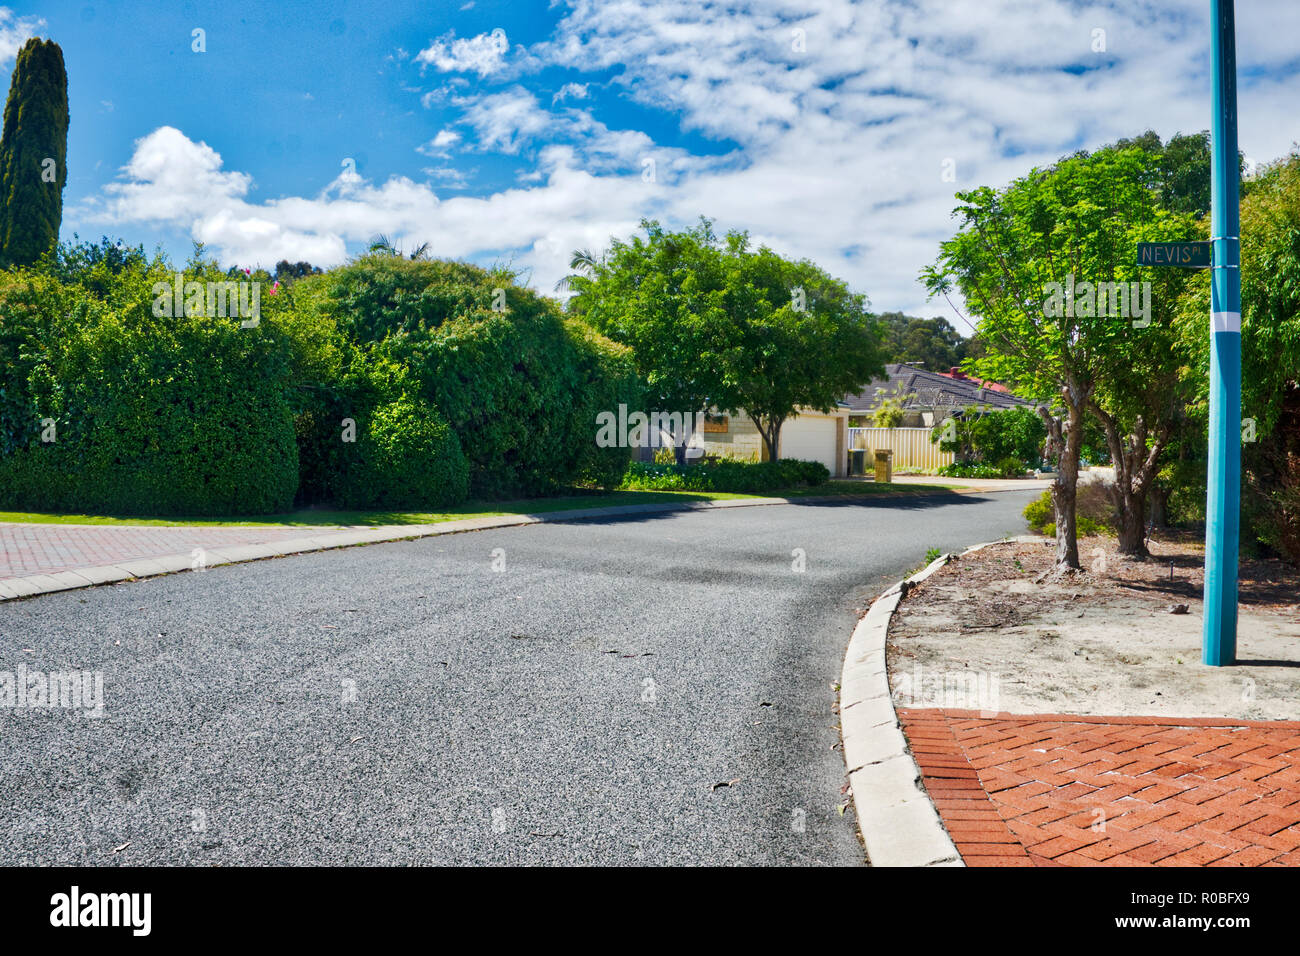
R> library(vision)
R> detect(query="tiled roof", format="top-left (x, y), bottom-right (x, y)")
top-left (842, 363), bottom-right (1032, 413)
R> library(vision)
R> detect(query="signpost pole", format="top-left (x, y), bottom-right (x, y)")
top-left (1204, 0), bottom-right (1241, 666)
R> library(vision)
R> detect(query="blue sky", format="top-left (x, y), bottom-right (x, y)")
top-left (4, 0), bottom-right (1299, 316)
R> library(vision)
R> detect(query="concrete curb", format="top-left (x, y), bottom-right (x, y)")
top-left (0, 488), bottom-right (1042, 604)
top-left (840, 552), bottom-right (963, 867)
top-left (839, 534), bottom-right (1047, 866)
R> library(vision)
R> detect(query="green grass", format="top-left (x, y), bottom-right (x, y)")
top-left (0, 480), bottom-right (960, 528)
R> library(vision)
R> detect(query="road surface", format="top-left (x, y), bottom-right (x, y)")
top-left (0, 490), bottom-right (1036, 865)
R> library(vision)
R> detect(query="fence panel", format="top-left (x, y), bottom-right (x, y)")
top-left (847, 427), bottom-right (953, 471)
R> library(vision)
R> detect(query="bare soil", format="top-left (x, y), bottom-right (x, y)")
top-left (887, 532), bottom-right (1300, 720)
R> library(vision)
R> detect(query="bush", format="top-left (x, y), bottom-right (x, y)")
top-left (620, 458), bottom-right (829, 494)
top-left (336, 398), bottom-right (469, 510)
top-left (938, 462), bottom-right (1002, 479)
top-left (318, 255), bottom-right (637, 499)
top-left (994, 455), bottom-right (1027, 478)
top-left (1023, 486), bottom-right (1114, 538)
top-left (968, 406), bottom-right (1046, 465)
top-left (0, 262), bottom-right (299, 515)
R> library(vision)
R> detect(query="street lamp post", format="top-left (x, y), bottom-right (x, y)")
top-left (1203, 0), bottom-right (1242, 666)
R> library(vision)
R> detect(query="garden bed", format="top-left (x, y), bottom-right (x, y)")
top-left (887, 533), bottom-right (1300, 721)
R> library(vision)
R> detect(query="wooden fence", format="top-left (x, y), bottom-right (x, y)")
top-left (847, 427), bottom-right (953, 471)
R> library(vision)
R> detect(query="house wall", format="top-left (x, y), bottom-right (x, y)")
top-left (697, 409), bottom-right (847, 476)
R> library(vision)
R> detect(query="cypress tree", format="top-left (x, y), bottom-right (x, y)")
top-left (0, 38), bottom-right (69, 269)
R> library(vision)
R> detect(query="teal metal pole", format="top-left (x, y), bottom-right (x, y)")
top-left (1204, 0), bottom-right (1241, 666)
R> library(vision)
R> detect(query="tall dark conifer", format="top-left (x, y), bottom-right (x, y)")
top-left (0, 38), bottom-right (69, 269)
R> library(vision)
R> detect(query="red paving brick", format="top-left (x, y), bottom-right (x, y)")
top-left (899, 708), bottom-right (1300, 868)
top-left (0, 522), bottom-right (361, 581)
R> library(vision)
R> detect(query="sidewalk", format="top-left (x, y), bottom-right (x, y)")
top-left (901, 709), bottom-right (1300, 867)
top-left (0, 523), bottom-right (362, 580)
top-left (879, 537), bottom-right (1300, 867)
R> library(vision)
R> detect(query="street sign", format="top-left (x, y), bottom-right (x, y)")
top-left (1136, 241), bottom-right (1212, 269)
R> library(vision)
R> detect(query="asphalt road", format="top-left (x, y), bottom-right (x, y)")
top-left (0, 490), bottom-right (1036, 866)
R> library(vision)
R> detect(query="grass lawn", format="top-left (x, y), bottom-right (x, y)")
top-left (0, 480), bottom-right (960, 528)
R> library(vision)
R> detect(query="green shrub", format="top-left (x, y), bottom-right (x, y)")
top-left (968, 406), bottom-right (1046, 465)
top-left (994, 455), bottom-right (1027, 478)
top-left (1023, 486), bottom-right (1114, 538)
top-left (336, 398), bottom-right (469, 510)
top-left (317, 255), bottom-right (637, 499)
top-left (620, 458), bottom-right (828, 494)
top-left (0, 263), bottom-right (299, 516)
top-left (1023, 490), bottom-right (1054, 531)
top-left (938, 462), bottom-right (1002, 479)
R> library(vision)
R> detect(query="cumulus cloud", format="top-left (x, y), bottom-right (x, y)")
top-left (0, 8), bottom-right (43, 64)
top-left (79, 1), bottom-right (1300, 311)
top-left (416, 28), bottom-right (509, 77)
top-left (553, 82), bottom-right (589, 104)
top-left (417, 129), bottom-right (462, 157)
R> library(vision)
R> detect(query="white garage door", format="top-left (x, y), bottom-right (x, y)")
top-left (779, 416), bottom-right (838, 472)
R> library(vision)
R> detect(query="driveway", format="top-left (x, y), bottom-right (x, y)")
top-left (0, 491), bottom-right (1036, 865)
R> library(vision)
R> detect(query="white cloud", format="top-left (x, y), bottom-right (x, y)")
top-left (417, 28), bottom-right (509, 78)
top-left (553, 82), bottom-right (589, 104)
top-left (80, 1), bottom-right (1300, 313)
top-left (418, 129), bottom-right (462, 157)
top-left (0, 8), bottom-right (43, 64)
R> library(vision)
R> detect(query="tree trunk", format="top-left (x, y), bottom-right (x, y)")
top-left (1088, 404), bottom-right (1170, 559)
top-left (1037, 391), bottom-right (1084, 571)
top-left (1116, 493), bottom-right (1146, 554)
top-left (755, 415), bottom-right (784, 463)
top-left (1149, 485), bottom-right (1169, 529)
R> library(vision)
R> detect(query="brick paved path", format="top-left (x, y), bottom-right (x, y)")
top-left (900, 708), bottom-right (1300, 867)
top-left (0, 522), bottom-right (356, 580)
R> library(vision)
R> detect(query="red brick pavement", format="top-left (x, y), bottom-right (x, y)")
top-left (899, 708), bottom-right (1300, 867)
top-left (0, 522), bottom-right (356, 580)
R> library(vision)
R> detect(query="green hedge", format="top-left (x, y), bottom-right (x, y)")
top-left (336, 398), bottom-right (469, 509)
top-left (621, 458), bottom-right (829, 493)
top-left (317, 255), bottom-right (638, 498)
top-left (0, 268), bottom-right (299, 515)
top-left (0, 246), bottom-right (640, 516)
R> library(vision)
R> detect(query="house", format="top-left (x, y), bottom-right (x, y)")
top-left (841, 363), bottom-right (1031, 428)
top-left (634, 406), bottom-right (850, 477)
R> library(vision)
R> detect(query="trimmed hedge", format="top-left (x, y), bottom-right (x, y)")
top-left (317, 255), bottom-right (638, 498)
top-left (0, 246), bottom-right (641, 516)
top-left (336, 398), bottom-right (469, 509)
top-left (620, 458), bottom-right (830, 493)
top-left (0, 270), bottom-right (299, 515)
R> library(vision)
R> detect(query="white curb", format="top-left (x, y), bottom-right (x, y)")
top-left (840, 552), bottom-right (963, 867)
top-left (839, 534), bottom-right (1050, 866)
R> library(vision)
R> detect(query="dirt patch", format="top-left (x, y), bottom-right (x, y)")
top-left (887, 533), bottom-right (1300, 720)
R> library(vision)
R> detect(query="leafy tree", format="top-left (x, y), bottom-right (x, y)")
top-left (0, 38), bottom-right (69, 269)
top-left (1110, 130), bottom-right (1213, 218)
top-left (714, 235), bottom-right (884, 461)
top-left (1171, 151), bottom-right (1300, 559)
top-left (564, 218), bottom-right (737, 463)
top-left (877, 312), bottom-right (972, 370)
top-left (274, 259), bottom-right (322, 281)
top-left (924, 146), bottom-right (1185, 568)
top-left (566, 219), bottom-right (882, 464)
